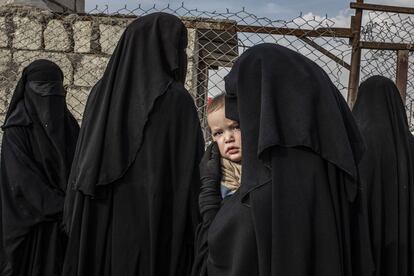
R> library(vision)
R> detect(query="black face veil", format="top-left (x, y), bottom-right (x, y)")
top-left (0, 59), bottom-right (79, 275)
top-left (3, 59), bottom-right (78, 191)
top-left (4, 60), bottom-right (65, 127)
top-left (67, 12), bottom-right (188, 197)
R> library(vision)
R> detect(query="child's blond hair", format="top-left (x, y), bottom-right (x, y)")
top-left (207, 93), bottom-right (225, 114)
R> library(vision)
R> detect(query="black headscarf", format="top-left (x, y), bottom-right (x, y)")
top-left (0, 59), bottom-right (79, 275)
top-left (3, 60), bottom-right (77, 192)
top-left (222, 43), bottom-right (372, 276)
top-left (225, 43), bottom-right (365, 200)
top-left (353, 75), bottom-right (414, 276)
top-left (62, 13), bottom-right (204, 276)
top-left (67, 12), bottom-right (188, 197)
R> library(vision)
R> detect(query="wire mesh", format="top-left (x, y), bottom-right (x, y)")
top-left (0, 3), bottom-right (413, 140)
top-left (359, 10), bottom-right (414, 127)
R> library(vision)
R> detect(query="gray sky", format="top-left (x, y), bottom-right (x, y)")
top-left (86, 0), bottom-right (414, 23)
top-left (86, 0), bottom-right (348, 18)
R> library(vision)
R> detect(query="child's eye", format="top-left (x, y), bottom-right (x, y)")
top-left (213, 131), bottom-right (223, 137)
top-left (230, 125), bottom-right (240, 131)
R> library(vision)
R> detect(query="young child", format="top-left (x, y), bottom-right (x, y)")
top-left (206, 93), bottom-right (242, 198)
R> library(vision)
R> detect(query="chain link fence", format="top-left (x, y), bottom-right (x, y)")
top-left (88, 4), bottom-right (355, 138)
top-left (0, 3), bottom-right (413, 140)
top-left (359, 9), bottom-right (414, 127)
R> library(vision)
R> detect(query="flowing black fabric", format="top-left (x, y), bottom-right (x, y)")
top-left (192, 43), bottom-right (373, 276)
top-left (66, 13), bottom-right (188, 197)
top-left (62, 13), bottom-right (204, 276)
top-left (0, 60), bottom-right (79, 276)
top-left (352, 76), bottom-right (414, 276)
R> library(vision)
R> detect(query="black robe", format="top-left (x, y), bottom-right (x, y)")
top-left (62, 13), bottom-right (204, 276)
top-left (192, 43), bottom-right (374, 276)
top-left (0, 60), bottom-right (79, 276)
top-left (352, 76), bottom-right (414, 276)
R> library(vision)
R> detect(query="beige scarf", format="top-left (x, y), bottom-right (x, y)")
top-left (221, 157), bottom-right (242, 192)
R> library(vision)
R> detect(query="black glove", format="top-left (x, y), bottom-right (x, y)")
top-left (199, 142), bottom-right (222, 222)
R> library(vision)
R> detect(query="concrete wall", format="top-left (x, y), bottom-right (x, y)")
top-left (46, 0), bottom-right (85, 12)
top-left (0, 0), bottom-right (85, 12)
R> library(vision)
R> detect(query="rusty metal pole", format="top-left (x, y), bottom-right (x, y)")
top-left (347, 0), bottom-right (364, 108)
top-left (396, 50), bottom-right (409, 103)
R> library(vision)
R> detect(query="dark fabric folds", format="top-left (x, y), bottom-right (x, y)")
top-left (192, 43), bottom-right (373, 276)
top-left (0, 59), bottom-right (79, 276)
top-left (66, 12), bottom-right (188, 197)
top-left (62, 13), bottom-right (204, 276)
top-left (353, 76), bottom-right (414, 276)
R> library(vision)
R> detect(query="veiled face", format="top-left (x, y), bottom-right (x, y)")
top-left (23, 61), bottom-right (67, 124)
top-left (208, 106), bottom-right (242, 162)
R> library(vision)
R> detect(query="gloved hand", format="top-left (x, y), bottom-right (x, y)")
top-left (199, 142), bottom-right (222, 222)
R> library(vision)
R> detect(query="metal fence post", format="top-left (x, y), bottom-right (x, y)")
top-left (347, 0), bottom-right (364, 108)
top-left (396, 50), bottom-right (409, 103)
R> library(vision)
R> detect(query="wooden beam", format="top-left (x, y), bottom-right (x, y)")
top-left (350, 2), bottom-right (414, 15)
top-left (236, 25), bottom-right (352, 38)
top-left (396, 50), bottom-right (409, 103)
top-left (347, 0), bottom-right (364, 107)
top-left (183, 19), bottom-right (236, 31)
top-left (360, 41), bottom-right (414, 51)
top-left (198, 27), bottom-right (239, 68)
top-left (300, 37), bottom-right (351, 70)
top-left (202, 51), bottom-right (238, 67)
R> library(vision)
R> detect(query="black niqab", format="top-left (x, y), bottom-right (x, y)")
top-left (63, 13), bottom-right (204, 276)
top-left (0, 59), bottom-right (79, 275)
top-left (353, 75), bottom-right (414, 276)
top-left (195, 43), bottom-right (372, 276)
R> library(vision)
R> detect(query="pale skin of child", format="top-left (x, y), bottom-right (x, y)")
top-left (207, 106), bottom-right (242, 162)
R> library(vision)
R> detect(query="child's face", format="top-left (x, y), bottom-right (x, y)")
top-left (207, 106), bottom-right (242, 162)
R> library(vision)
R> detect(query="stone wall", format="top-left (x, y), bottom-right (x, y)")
top-left (0, 5), bottom-right (237, 142)
top-left (0, 6), bottom-right (210, 124)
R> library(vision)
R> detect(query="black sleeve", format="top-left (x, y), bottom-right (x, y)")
top-left (191, 149), bottom-right (222, 276)
top-left (1, 127), bottom-right (64, 222)
top-left (191, 216), bottom-right (212, 276)
top-left (0, 127), bottom-right (64, 258)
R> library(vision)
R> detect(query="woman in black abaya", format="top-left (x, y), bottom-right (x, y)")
top-left (0, 60), bottom-right (80, 275)
top-left (192, 43), bottom-right (373, 276)
top-left (62, 13), bottom-right (204, 276)
top-left (353, 76), bottom-right (414, 276)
